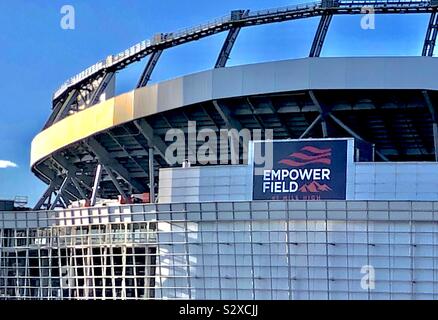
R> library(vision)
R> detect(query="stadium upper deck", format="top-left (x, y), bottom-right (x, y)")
top-left (31, 0), bottom-right (438, 210)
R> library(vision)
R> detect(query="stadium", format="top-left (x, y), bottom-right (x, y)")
top-left (2, 0), bottom-right (438, 299)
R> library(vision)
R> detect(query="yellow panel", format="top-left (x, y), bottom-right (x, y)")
top-left (113, 92), bottom-right (134, 124)
top-left (133, 85), bottom-right (158, 119)
top-left (31, 98), bottom-right (117, 166)
top-left (30, 86), bottom-right (168, 166)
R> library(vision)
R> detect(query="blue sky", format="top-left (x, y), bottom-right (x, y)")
top-left (0, 0), bottom-right (431, 206)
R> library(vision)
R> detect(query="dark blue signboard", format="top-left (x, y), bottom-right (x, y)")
top-left (252, 140), bottom-right (348, 200)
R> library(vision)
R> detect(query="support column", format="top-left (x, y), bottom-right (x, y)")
top-left (70, 177), bottom-right (88, 200)
top-left (59, 196), bottom-right (68, 209)
top-left (212, 100), bottom-right (242, 130)
top-left (422, 90), bottom-right (438, 161)
top-left (90, 164), bottom-right (103, 206)
top-left (328, 113), bottom-right (389, 161)
top-left (52, 89), bottom-right (79, 124)
top-left (149, 147), bottom-right (155, 203)
top-left (309, 13), bottom-right (333, 57)
top-left (134, 118), bottom-right (168, 161)
top-left (215, 10), bottom-right (249, 68)
top-left (422, 11), bottom-right (438, 57)
top-left (87, 137), bottom-right (146, 192)
top-left (103, 165), bottom-right (128, 201)
top-left (34, 182), bottom-right (56, 210)
top-left (49, 175), bottom-right (70, 210)
top-left (433, 123), bottom-right (438, 161)
top-left (88, 72), bottom-right (115, 106)
top-left (137, 50), bottom-right (163, 88)
top-left (300, 115), bottom-right (323, 139)
top-left (309, 91), bottom-right (329, 137)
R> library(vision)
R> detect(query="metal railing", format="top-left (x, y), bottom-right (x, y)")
top-left (247, 1), bottom-right (321, 18)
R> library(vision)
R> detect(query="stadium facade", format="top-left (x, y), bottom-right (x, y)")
top-left (3, 0), bottom-right (438, 299)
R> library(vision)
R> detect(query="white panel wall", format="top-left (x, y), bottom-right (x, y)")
top-left (158, 162), bottom-right (438, 203)
top-left (353, 162), bottom-right (438, 201)
top-left (158, 165), bottom-right (252, 203)
top-left (153, 201), bottom-right (438, 300)
top-left (3, 201), bottom-right (438, 300)
top-left (134, 57), bottom-right (438, 116)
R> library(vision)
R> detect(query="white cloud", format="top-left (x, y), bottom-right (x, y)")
top-left (0, 160), bottom-right (18, 169)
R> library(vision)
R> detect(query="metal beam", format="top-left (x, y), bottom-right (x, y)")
top-left (52, 89), bottom-right (79, 124)
top-left (212, 100), bottom-right (242, 130)
top-left (300, 114), bottom-right (323, 139)
top-left (51, 154), bottom-right (93, 197)
top-left (265, 100), bottom-right (294, 138)
top-left (134, 118), bottom-right (168, 161)
top-left (422, 11), bottom-right (438, 56)
top-left (75, 177), bottom-right (93, 192)
top-left (107, 131), bottom-right (149, 177)
top-left (215, 28), bottom-right (241, 68)
top-left (328, 112), bottom-right (365, 141)
top-left (90, 164), bottom-right (103, 206)
top-left (103, 165), bottom-right (127, 200)
top-left (34, 181), bottom-right (57, 210)
top-left (433, 123), bottom-right (438, 161)
top-left (33, 163), bottom-right (80, 209)
top-left (215, 11), bottom-right (249, 68)
top-left (320, 119), bottom-right (328, 137)
top-left (44, 100), bottom-right (63, 129)
top-left (149, 147), bottom-right (155, 203)
top-left (86, 137), bottom-right (146, 193)
top-left (137, 50), bottom-right (163, 88)
top-left (246, 98), bottom-right (265, 129)
top-left (423, 90), bottom-right (438, 122)
top-left (59, 196), bottom-right (68, 209)
top-left (422, 90), bottom-right (438, 160)
top-left (200, 103), bottom-right (220, 130)
top-left (70, 176), bottom-right (88, 200)
top-left (309, 91), bottom-right (329, 137)
top-left (49, 174), bottom-right (71, 210)
top-left (88, 72), bottom-right (114, 106)
top-left (309, 13), bottom-right (333, 57)
top-left (60, 186), bottom-right (80, 203)
top-left (328, 112), bottom-right (389, 161)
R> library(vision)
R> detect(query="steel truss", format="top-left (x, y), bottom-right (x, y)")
top-left (310, 13), bottom-right (333, 57)
top-left (215, 10), bottom-right (250, 68)
top-left (53, 0), bottom-right (436, 106)
top-left (423, 11), bottom-right (438, 56)
top-left (137, 50), bottom-right (163, 88)
top-left (302, 91), bottom-right (390, 161)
